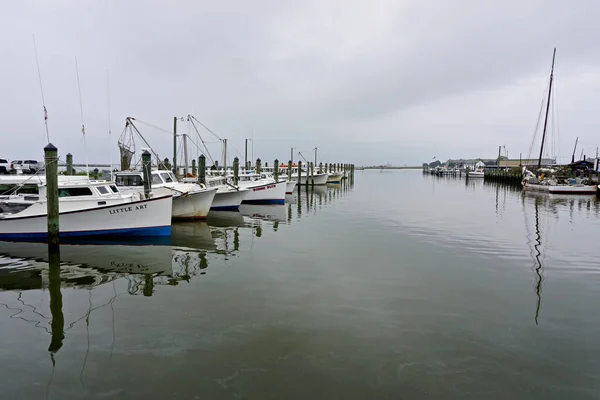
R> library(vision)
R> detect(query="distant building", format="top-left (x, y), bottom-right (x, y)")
top-left (498, 158), bottom-right (555, 168)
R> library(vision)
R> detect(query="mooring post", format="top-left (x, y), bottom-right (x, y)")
top-left (233, 157), bottom-right (239, 185)
top-left (310, 162), bottom-right (315, 187)
top-left (199, 155), bottom-right (206, 185)
top-left (65, 153), bottom-right (73, 176)
top-left (142, 150), bottom-right (152, 199)
top-left (274, 159), bottom-right (279, 181)
top-left (298, 161), bottom-right (303, 187)
top-left (288, 160), bottom-right (292, 181)
top-left (44, 143), bottom-right (59, 246)
top-left (256, 158), bottom-right (262, 174)
top-left (192, 159), bottom-right (197, 176)
top-left (319, 162), bottom-right (323, 174)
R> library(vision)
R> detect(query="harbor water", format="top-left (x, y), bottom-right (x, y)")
top-left (1, 170), bottom-right (599, 399)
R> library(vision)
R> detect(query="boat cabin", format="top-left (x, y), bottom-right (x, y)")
top-left (115, 170), bottom-right (179, 187)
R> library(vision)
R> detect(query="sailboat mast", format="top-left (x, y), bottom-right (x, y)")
top-left (537, 48), bottom-right (556, 170)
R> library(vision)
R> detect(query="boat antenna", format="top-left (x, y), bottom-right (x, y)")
top-left (107, 70), bottom-right (114, 178)
top-left (75, 57), bottom-right (90, 179)
top-left (537, 48), bottom-right (556, 171)
top-left (32, 34), bottom-right (50, 144)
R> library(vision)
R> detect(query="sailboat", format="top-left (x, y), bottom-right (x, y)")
top-left (522, 49), bottom-right (597, 195)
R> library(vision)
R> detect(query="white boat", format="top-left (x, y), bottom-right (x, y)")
top-left (522, 170), bottom-right (596, 194)
top-left (233, 173), bottom-right (287, 204)
top-left (203, 176), bottom-right (249, 211)
top-left (467, 169), bottom-right (485, 178)
top-left (0, 180), bottom-right (172, 240)
top-left (115, 170), bottom-right (217, 220)
top-left (521, 49), bottom-right (597, 195)
top-left (326, 172), bottom-right (344, 183)
top-left (284, 180), bottom-right (297, 194)
top-left (291, 170), bottom-right (329, 185)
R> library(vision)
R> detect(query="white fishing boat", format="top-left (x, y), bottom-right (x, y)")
top-left (284, 180), bottom-right (297, 194)
top-left (0, 180), bottom-right (172, 240)
top-left (115, 170), bottom-right (217, 219)
top-left (203, 176), bottom-right (249, 210)
top-left (291, 170), bottom-right (329, 185)
top-left (233, 173), bottom-right (287, 204)
top-left (467, 168), bottom-right (485, 178)
top-left (326, 172), bottom-right (344, 183)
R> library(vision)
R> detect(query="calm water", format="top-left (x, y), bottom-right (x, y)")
top-left (1, 171), bottom-right (600, 399)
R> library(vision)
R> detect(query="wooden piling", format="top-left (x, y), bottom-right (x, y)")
top-left (66, 153), bottom-right (73, 176)
top-left (233, 157), bottom-right (239, 185)
top-left (142, 150), bottom-right (152, 199)
top-left (288, 160), bottom-right (292, 181)
top-left (44, 143), bottom-right (59, 246)
top-left (191, 159), bottom-right (196, 176)
top-left (310, 162), bottom-right (315, 187)
top-left (274, 159), bottom-right (279, 181)
top-left (298, 161), bottom-right (303, 189)
top-left (256, 158), bottom-right (262, 174)
top-left (198, 155), bottom-right (206, 184)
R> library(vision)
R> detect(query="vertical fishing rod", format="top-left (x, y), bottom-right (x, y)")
top-left (32, 34), bottom-right (50, 144)
top-left (75, 57), bottom-right (90, 179)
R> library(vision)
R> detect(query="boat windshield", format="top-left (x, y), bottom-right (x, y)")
top-left (115, 175), bottom-right (143, 186)
top-left (152, 174), bottom-right (164, 184)
top-left (160, 172), bottom-right (176, 183)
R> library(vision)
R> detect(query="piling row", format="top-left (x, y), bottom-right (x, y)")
top-left (483, 169), bottom-right (523, 185)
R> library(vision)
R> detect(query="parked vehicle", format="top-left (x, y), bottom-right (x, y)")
top-left (11, 160), bottom-right (40, 174)
top-left (0, 159), bottom-right (23, 175)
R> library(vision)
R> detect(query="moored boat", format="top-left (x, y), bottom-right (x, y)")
top-left (0, 192), bottom-right (172, 240)
top-left (115, 170), bottom-right (217, 219)
top-left (326, 172), bottom-right (344, 183)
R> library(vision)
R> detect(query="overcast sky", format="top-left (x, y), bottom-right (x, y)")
top-left (1, 0), bottom-right (599, 166)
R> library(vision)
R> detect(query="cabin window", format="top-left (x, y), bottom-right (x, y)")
top-left (109, 185), bottom-right (119, 193)
top-left (58, 187), bottom-right (93, 197)
top-left (115, 175), bottom-right (143, 186)
top-left (161, 173), bottom-right (174, 183)
top-left (152, 174), bottom-right (163, 184)
top-left (97, 186), bottom-right (110, 195)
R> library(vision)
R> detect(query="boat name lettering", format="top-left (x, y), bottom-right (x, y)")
top-left (109, 204), bottom-right (148, 214)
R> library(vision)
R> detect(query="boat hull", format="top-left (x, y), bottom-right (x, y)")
top-left (242, 181), bottom-right (287, 205)
top-left (294, 173), bottom-right (329, 186)
top-left (467, 172), bottom-right (484, 178)
top-left (522, 182), bottom-right (597, 194)
top-left (327, 172), bottom-right (343, 183)
top-left (284, 181), bottom-right (297, 194)
top-left (210, 189), bottom-right (249, 211)
top-left (170, 188), bottom-right (217, 219)
top-left (0, 195), bottom-right (173, 240)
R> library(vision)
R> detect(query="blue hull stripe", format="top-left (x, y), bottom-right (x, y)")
top-left (210, 205), bottom-right (241, 211)
top-left (0, 225), bottom-right (171, 240)
top-left (242, 199), bottom-right (285, 205)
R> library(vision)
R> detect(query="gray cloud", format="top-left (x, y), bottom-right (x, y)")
top-left (1, 0), bottom-right (599, 166)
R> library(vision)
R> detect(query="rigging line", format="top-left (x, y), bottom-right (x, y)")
top-left (131, 119), bottom-right (173, 135)
top-left (126, 119), bottom-right (170, 171)
top-left (74, 57), bottom-right (90, 179)
top-left (188, 117), bottom-right (216, 164)
top-left (527, 80), bottom-right (549, 161)
top-left (32, 34), bottom-right (50, 143)
top-left (189, 115), bottom-right (223, 141)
